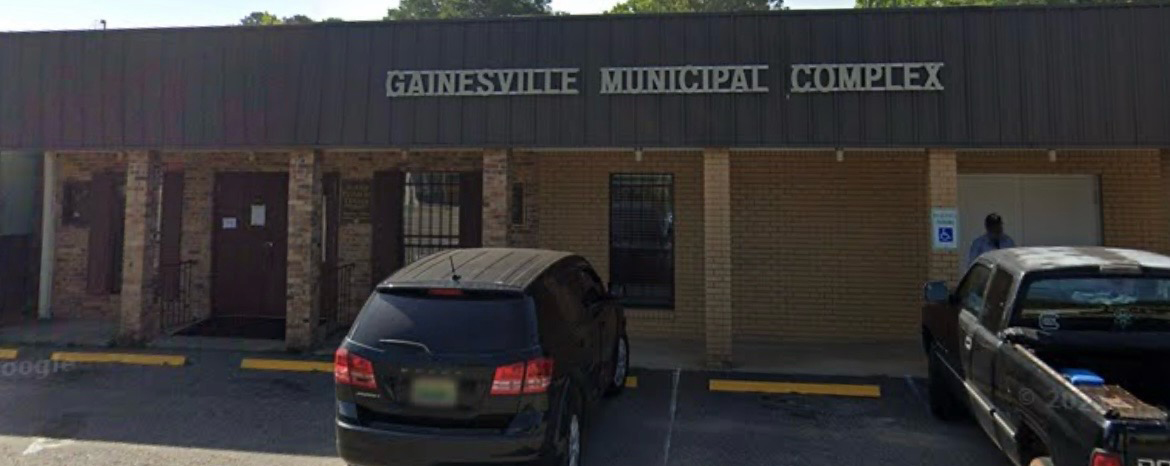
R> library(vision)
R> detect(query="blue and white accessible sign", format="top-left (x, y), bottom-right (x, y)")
top-left (931, 207), bottom-right (958, 251)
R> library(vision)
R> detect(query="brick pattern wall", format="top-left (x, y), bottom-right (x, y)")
top-left (322, 151), bottom-right (483, 318)
top-left (703, 150), bottom-right (732, 365)
top-left (958, 150), bottom-right (1169, 254)
top-left (531, 151), bottom-right (706, 341)
top-left (731, 151), bottom-right (929, 342)
top-left (51, 152), bottom-right (126, 320)
top-left (482, 150), bottom-right (509, 247)
top-left (509, 152), bottom-right (541, 248)
top-left (928, 150), bottom-right (961, 284)
top-left (286, 151), bottom-right (322, 349)
top-left (117, 151), bottom-right (162, 342)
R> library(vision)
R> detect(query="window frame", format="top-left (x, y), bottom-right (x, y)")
top-left (956, 262), bottom-right (993, 317)
top-left (608, 173), bottom-right (675, 310)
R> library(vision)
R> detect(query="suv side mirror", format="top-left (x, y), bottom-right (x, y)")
top-left (607, 283), bottom-right (626, 300)
top-left (924, 281), bottom-right (951, 304)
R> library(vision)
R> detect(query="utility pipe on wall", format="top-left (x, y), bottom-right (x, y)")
top-left (37, 152), bottom-right (56, 319)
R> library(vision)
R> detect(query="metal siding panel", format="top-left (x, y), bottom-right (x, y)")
top-left (19, 36), bottom-right (44, 148)
top-left (583, 19), bottom-right (611, 146)
top-left (485, 22), bottom-right (512, 145)
top-left (159, 32), bottom-right (185, 147)
top-left (965, 12), bottom-right (998, 146)
top-left (939, 12), bottom-right (968, 145)
top-left (509, 22), bottom-right (537, 146)
top-left (994, 12), bottom-right (1024, 145)
top-left (39, 34), bottom-right (64, 148)
top-left (460, 23), bottom-right (490, 145)
top-left (265, 29), bottom-right (298, 146)
top-left (835, 14), bottom-right (863, 146)
top-left (414, 24), bottom-right (442, 145)
top-left (294, 29), bottom-right (326, 146)
top-left (436, 23), bottom-right (465, 146)
top-left (911, 11), bottom-right (944, 146)
top-left (559, 20), bottom-right (587, 147)
top-left (1018, 11), bottom-right (1052, 146)
top-left (760, 16), bottom-right (787, 147)
top-left (201, 32), bottom-right (226, 147)
top-left (682, 16), bottom-right (712, 146)
top-left (221, 30), bottom-right (249, 147)
top-left (59, 34), bottom-right (87, 148)
top-left (121, 33), bottom-right (148, 147)
top-left (181, 32), bottom-right (206, 147)
top-left (732, 16), bottom-right (761, 146)
top-left (1048, 10), bottom-right (1081, 146)
top-left (887, 14), bottom-right (917, 145)
top-left (609, 17), bottom-right (639, 147)
top-left (317, 28), bottom-right (348, 146)
top-left (367, 26), bottom-right (396, 146)
top-left (341, 27), bottom-right (372, 146)
top-left (656, 18), bottom-right (685, 147)
top-left (81, 35), bottom-right (105, 148)
top-left (101, 34), bottom-right (125, 148)
top-left (708, 16), bottom-right (736, 146)
top-left (807, 15), bottom-right (838, 145)
top-left (1102, 8), bottom-right (1137, 144)
top-left (1132, 7), bottom-right (1168, 144)
top-left (0, 37), bottom-right (19, 147)
top-left (858, 14), bottom-right (885, 144)
top-left (1076, 9), bottom-right (1108, 145)
top-left (533, 20), bottom-right (562, 147)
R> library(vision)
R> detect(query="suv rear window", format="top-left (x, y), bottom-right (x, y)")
top-left (350, 290), bottom-right (538, 354)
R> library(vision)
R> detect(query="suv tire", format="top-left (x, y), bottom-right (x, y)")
top-left (605, 335), bottom-right (629, 396)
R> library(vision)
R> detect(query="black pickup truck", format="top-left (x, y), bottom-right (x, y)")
top-left (922, 246), bottom-right (1170, 466)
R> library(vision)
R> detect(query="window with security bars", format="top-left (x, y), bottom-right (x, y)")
top-left (403, 172), bottom-right (462, 265)
top-left (609, 174), bottom-right (674, 309)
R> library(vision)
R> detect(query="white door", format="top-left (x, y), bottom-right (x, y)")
top-left (958, 174), bottom-right (1101, 257)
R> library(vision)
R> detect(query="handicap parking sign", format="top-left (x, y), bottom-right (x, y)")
top-left (931, 208), bottom-right (958, 251)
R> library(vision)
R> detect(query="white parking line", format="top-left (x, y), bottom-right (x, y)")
top-left (663, 368), bottom-right (680, 465)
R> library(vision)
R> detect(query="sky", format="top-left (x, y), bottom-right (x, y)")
top-left (0, 0), bottom-right (854, 32)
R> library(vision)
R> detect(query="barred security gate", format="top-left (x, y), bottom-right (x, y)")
top-left (402, 172), bottom-right (463, 265)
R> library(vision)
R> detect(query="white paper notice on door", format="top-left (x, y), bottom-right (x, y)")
top-left (222, 217), bottom-right (238, 229)
top-left (250, 204), bottom-right (266, 226)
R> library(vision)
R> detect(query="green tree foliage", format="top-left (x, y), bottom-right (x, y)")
top-left (385, 0), bottom-right (553, 20)
top-left (607, 0), bottom-right (783, 14)
top-left (856, 0), bottom-right (1133, 7)
top-left (239, 12), bottom-right (324, 26)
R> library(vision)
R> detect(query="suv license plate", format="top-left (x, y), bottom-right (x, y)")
top-left (411, 377), bottom-right (458, 408)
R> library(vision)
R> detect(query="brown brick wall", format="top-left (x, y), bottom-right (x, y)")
top-left (51, 152), bottom-right (126, 320)
top-left (531, 151), bottom-right (706, 341)
top-left (731, 151), bottom-right (929, 342)
top-left (958, 150), bottom-right (1169, 254)
top-left (508, 152), bottom-right (541, 248)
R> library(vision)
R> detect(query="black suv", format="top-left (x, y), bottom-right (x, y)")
top-left (335, 248), bottom-right (630, 466)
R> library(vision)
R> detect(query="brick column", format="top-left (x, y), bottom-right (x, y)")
top-left (286, 151), bottom-right (322, 351)
top-left (118, 151), bottom-right (163, 344)
top-left (703, 149), bottom-right (733, 367)
top-left (482, 149), bottom-right (509, 247)
top-left (927, 150), bottom-right (961, 284)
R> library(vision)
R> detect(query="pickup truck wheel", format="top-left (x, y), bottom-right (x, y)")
top-left (1027, 457), bottom-right (1054, 466)
top-left (928, 348), bottom-right (962, 421)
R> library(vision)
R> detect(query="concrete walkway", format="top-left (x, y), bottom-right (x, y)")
top-left (632, 337), bottom-right (925, 378)
top-left (0, 319), bottom-right (116, 347)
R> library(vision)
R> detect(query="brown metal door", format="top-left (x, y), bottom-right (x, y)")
top-left (211, 172), bottom-right (288, 318)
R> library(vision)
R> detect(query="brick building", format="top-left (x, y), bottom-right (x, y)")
top-left (2, 5), bottom-right (1170, 364)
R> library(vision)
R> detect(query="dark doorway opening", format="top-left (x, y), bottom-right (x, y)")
top-left (175, 316), bottom-right (285, 340)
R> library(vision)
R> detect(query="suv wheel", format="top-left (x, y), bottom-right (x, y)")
top-left (551, 394), bottom-right (584, 466)
top-left (928, 347), bottom-right (962, 421)
top-left (1028, 457), bottom-right (1054, 466)
top-left (605, 335), bottom-right (629, 396)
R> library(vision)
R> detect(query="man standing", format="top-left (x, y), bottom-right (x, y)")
top-left (967, 213), bottom-right (1017, 266)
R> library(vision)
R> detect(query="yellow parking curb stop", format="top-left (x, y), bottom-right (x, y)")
top-left (0, 348), bottom-right (18, 360)
top-left (50, 351), bottom-right (186, 366)
top-left (709, 379), bottom-right (881, 398)
top-left (241, 358), bottom-right (334, 373)
top-left (625, 376), bottom-right (638, 388)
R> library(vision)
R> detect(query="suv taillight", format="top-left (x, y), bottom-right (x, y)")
top-left (334, 348), bottom-right (377, 391)
top-left (491, 357), bottom-right (554, 395)
top-left (1090, 451), bottom-right (1122, 466)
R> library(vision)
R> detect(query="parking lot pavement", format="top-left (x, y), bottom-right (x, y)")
top-left (0, 348), bottom-right (1007, 466)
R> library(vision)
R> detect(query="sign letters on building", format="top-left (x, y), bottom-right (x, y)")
top-left (384, 62), bottom-right (943, 98)
top-left (789, 63), bottom-right (944, 93)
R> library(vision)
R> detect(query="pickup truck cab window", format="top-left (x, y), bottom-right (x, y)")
top-left (979, 269), bottom-right (1015, 331)
top-left (1014, 272), bottom-right (1170, 331)
top-left (956, 264), bottom-right (993, 315)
